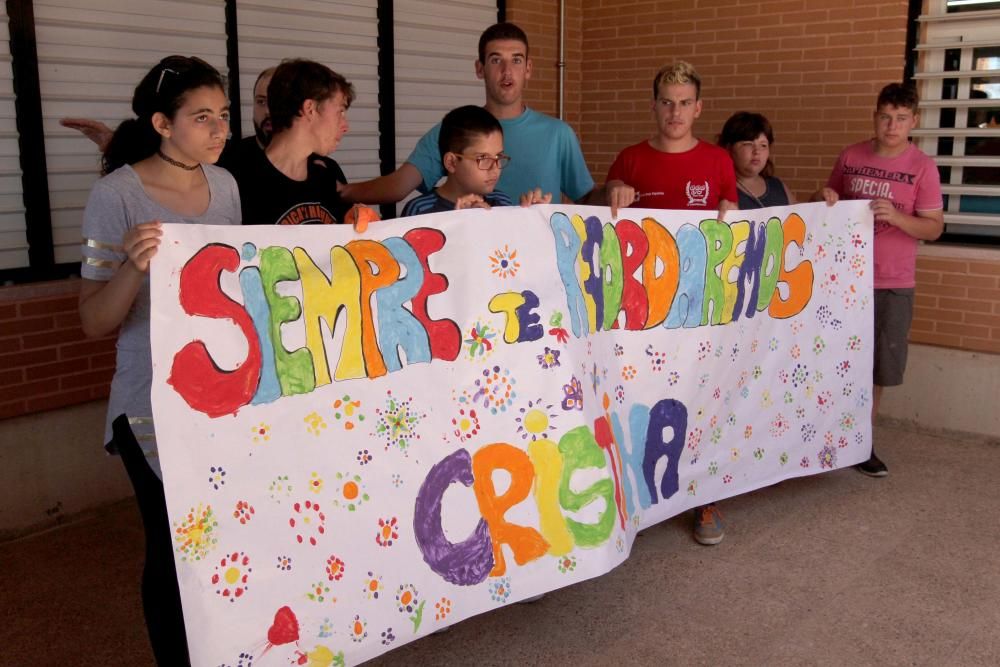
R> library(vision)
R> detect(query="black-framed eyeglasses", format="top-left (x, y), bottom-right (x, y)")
top-left (456, 153), bottom-right (511, 170)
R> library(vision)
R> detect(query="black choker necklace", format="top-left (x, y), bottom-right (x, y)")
top-left (157, 149), bottom-right (199, 171)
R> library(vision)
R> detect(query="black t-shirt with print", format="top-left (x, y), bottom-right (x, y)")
top-left (238, 146), bottom-right (350, 225)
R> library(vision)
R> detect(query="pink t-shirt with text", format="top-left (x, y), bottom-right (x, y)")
top-left (826, 140), bottom-right (943, 288)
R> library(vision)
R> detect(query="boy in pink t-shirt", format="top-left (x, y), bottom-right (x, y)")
top-left (815, 83), bottom-right (944, 477)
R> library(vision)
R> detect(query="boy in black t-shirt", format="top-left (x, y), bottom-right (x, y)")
top-left (239, 59), bottom-right (353, 225)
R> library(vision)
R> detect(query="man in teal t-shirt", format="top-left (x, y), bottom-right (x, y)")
top-left (341, 22), bottom-right (596, 208)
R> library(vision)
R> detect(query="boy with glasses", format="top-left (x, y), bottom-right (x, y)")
top-left (401, 105), bottom-right (514, 216)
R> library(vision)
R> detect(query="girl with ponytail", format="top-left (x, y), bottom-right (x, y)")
top-left (78, 55), bottom-right (240, 665)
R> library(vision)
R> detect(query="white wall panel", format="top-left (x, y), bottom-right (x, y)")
top-left (393, 0), bottom-right (496, 167)
top-left (236, 0), bottom-right (380, 182)
top-left (0, 4), bottom-right (27, 270)
top-left (34, 0), bottom-right (227, 264)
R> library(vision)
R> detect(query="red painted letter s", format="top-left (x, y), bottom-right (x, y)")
top-left (168, 244), bottom-right (261, 417)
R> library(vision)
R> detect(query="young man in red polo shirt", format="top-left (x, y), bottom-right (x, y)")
top-left (605, 61), bottom-right (737, 546)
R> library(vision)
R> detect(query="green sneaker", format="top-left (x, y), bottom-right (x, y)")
top-left (693, 503), bottom-right (725, 545)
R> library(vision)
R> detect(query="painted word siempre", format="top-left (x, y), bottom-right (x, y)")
top-left (168, 229), bottom-right (460, 418)
top-left (413, 395), bottom-right (686, 586)
top-left (492, 212), bottom-right (814, 341)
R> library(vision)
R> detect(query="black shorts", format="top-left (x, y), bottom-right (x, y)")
top-left (873, 288), bottom-right (914, 387)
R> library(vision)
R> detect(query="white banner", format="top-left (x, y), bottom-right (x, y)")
top-left (151, 201), bottom-right (873, 665)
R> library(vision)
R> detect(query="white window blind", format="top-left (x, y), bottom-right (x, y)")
top-left (33, 0), bottom-right (228, 265)
top-left (393, 0), bottom-right (497, 173)
top-left (236, 0), bottom-right (380, 182)
top-left (0, 3), bottom-right (27, 271)
top-left (914, 0), bottom-right (1000, 237)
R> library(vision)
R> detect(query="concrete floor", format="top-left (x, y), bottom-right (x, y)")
top-left (3, 421), bottom-right (998, 666)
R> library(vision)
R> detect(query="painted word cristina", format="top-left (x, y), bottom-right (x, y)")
top-left (168, 213), bottom-right (813, 417)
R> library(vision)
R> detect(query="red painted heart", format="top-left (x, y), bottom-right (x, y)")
top-left (266, 606), bottom-right (299, 646)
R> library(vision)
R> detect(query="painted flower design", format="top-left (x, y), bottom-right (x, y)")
top-left (276, 555), bottom-right (292, 571)
top-left (208, 465), bottom-right (226, 490)
top-left (350, 615), bottom-right (368, 643)
top-left (304, 411), bottom-right (327, 436)
top-left (560, 375), bottom-right (584, 411)
top-left (333, 472), bottom-right (370, 512)
top-left (325, 555), bottom-right (345, 581)
top-left (233, 500), bottom-right (254, 525)
top-left (395, 584), bottom-right (426, 632)
top-left (450, 408), bottom-right (480, 443)
top-left (375, 391), bottom-right (426, 453)
top-left (687, 428), bottom-right (703, 450)
top-left (395, 584), bottom-right (420, 614)
top-left (769, 414), bottom-right (790, 438)
top-left (332, 395), bottom-right (365, 430)
top-left (839, 412), bottom-right (856, 431)
top-left (489, 244), bottom-right (521, 279)
top-left (289, 500), bottom-right (326, 546)
top-left (557, 556), bottom-right (577, 574)
top-left (434, 597), bottom-right (452, 621)
top-left (489, 576), bottom-right (512, 604)
top-left (251, 422), bottom-right (270, 443)
top-left (465, 321), bottom-right (496, 358)
top-left (268, 475), bottom-right (293, 502)
top-left (515, 399), bottom-right (557, 441)
top-left (306, 580), bottom-right (334, 603)
top-left (211, 551), bottom-right (252, 601)
top-left (376, 517), bottom-right (399, 547)
top-left (308, 471), bottom-right (324, 494)
top-left (818, 445), bottom-right (837, 469)
top-left (362, 571), bottom-right (383, 600)
top-left (173, 503), bottom-right (218, 562)
top-left (537, 346), bottom-right (561, 369)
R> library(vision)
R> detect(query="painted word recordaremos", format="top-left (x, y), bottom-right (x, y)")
top-left (539, 212), bottom-right (815, 340)
top-left (166, 212), bottom-right (813, 418)
top-left (414, 395), bottom-right (687, 586)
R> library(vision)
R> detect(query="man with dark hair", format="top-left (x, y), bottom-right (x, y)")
top-left (341, 21), bottom-right (595, 209)
top-left (401, 105), bottom-right (514, 216)
top-left (814, 82), bottom-right (944, 477)
top-left (239, 58), bottom-right (354, 225)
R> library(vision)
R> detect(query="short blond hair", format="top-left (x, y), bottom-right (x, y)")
top-left (653, 61), bottom-right (701, 99)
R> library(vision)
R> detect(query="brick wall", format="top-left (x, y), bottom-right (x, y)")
top-left (912, 254), bottom-right (1000, 354)
top-left (573, 0), bottom-right (909, 200)
top-left (508, 0), bottom-right (583, 129)
top-left (0, 0), bottom-right (995, 424)
top-left (0, 281), bottom-right (115, 420)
